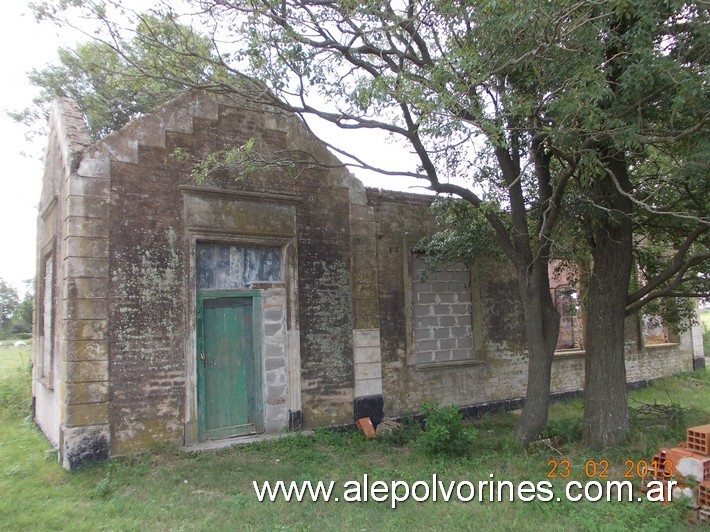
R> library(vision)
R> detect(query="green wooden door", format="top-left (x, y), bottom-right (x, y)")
top-left (197, 295), bottom-right (260, 440)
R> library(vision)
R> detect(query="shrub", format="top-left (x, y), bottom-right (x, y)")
top-left (415, 403), bottom-right (476, 456)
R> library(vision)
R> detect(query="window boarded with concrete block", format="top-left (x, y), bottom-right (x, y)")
top-left (410, 258), bottom-right (474, 365)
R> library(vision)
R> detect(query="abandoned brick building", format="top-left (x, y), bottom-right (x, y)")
top-left (33, 90), bottom-right (706, 469)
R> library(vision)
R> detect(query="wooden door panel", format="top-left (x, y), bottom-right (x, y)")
top-left (198, 296), bottom-right (256, 440)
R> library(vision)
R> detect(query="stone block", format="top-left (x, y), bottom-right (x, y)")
top-left (64, 340), bottom-right (109, 362)
top-left (354, 298), bottom-right (378, 319)
top-left (353, 329), bottom-right (380, 347)
top-left (415, 351), bottom-right (434, 364)
top-left (433, 271), bottom-right (453, 281)
top-left (418, 317), bottom-right (438, 328)
top-left (64, 319), bottom-right (108, 341)
top-left (64, 257), bottom-right (109, 279)
top-left (348, 219), bottom-right (373, 239)
top-left (265, 356), bottom-right (286, 371)
top-left (417, 293), bottom-right (436, 305)
top-left (413, 305), bottom-right (432, 318)
top-left (60, 424), bottom-right (109, 470)
top-left (448, 282), bottom-right (467, 293)
top-left (263, 308), bottom-right (284, 323)
top-left (438, 315), bottom-right (456, 327)
top-left (437, 293), bottom-right (456, 304)
top-left (456, 315), bottom-right (472, 327)
top-left (65, 360), bottom-right (109, 383)
top-left (354, 283), bottom-right (378, 300)
top-left (457, 337), bottom-right (474, 349)
top-left (66, 382), bottom-right (109, 405)
top-left (415, 328), bottom-right (432, 341)
top-left (265, 369), bottom-right (286, 385)
top-left (351, 235), bottom-right (377, 253)
top-left (264, 415), bottom-right (288, 433)
top-left (434, 328), bottom-right (451, 339)
top-left (439, 338), bottom-right (456, 350)
top-left (354, 378), bottom-right (382, 397)
top-left (452, 349), bottom-right (472, 360)
top-left (266, 385), bottom-right (287, 404)
top-left (67, 277), bottom-right (109, 299)
top-left (416, 339), bottom-right (438, 352)
top-left (63, 298), bottom-right (109, 321)
top-left (451, 326), bottom-right (471, 338)
top-left (67, 175), bottom-right (110, 199)
top-left (350, 204), bottom-right (374, 222)
top-left (66, 195), bottom-right (110, 219)
top-left (64, 402), bottom-right (109, 427)
top-left (354, 346), bottom-right (381, 364)
top-left (432, 350), bottom-right (453, 362)
top-left (354, 314), bottom-right (379, 330)
top-left (450, 304), bottom-right (471, 315)
top-left (264, 322), bottom-right (284, 337)
top-left (355, 361), bottom-right (382, 380)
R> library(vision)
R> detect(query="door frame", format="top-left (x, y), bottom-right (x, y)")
top-left (196, 290), bottom-right (264, 441)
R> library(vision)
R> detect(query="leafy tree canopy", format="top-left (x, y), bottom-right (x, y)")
top-left (0, 279), bottom-right (20, 331)
top-left (13, 11), bottom-right (223, 140)
top-left (27, 0), bottom-right (709, 446)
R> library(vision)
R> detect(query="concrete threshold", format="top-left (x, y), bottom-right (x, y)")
top-left (183, 430), bottom-right (315, 452)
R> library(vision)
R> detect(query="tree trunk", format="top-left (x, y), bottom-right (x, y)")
top-left (583, 155), bottom-right (633, 448)
top-left (514, 261), bottom-right (560, 443)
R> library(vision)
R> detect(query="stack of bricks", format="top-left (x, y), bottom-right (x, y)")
top-left (688, 425), bottom-right (710, 524)
top-left (653, 424), bottom-right (710, 523)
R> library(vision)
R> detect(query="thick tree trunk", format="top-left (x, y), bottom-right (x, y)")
top-left (514, 261), bottom-right (560, 443)
top-left (583, 156), bottom-right (633, 448)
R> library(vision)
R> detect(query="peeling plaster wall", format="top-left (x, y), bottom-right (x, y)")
top-left (36, 90), bottom-right (701, 466)
top-left (94, 90), bottom-right (359, 452)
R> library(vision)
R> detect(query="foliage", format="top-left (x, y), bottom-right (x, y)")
top-left (10, 280), bottom-right (34, 334)
top-left (415, 403), bottom-right (476, 456)
top-left (28, 0), bottom-right (709, 446)
top-left (13, 12), bottom-right (222, 140)
top-left (171, 138), bottom-right (299, 184)
top-left (0, 278), bottom-right (20, 333)
top-left (414, 197), bottom-right (504, 274)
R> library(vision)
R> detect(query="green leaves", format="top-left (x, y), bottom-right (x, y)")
top-left (18, 10), bottom-right (223, 140)
top-left (415, 403), bottom-right (476, 456)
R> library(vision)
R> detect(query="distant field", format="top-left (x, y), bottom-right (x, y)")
top-left (0, 342), bottom-right (32, 377)
top-left (701, 309), bottom-right (710, 354)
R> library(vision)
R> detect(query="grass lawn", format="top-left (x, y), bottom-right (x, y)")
top-left (0, 341), bottom-right (32, 377)
top-left (1, 366), bottom-right (708, 530)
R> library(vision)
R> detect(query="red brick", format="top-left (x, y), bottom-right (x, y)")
top-left (687, 424), bottom-right (710, 456)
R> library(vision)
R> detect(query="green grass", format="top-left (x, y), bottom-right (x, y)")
top-left (1, 370), bottom-right (708, 530)
top-left (0, 341), bottom-right (31, 377)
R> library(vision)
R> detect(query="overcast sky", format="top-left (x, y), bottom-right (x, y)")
top-left (0, 2), bottom-right (427, 297)
top-left (0, 2), bottom-right (64, 295)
